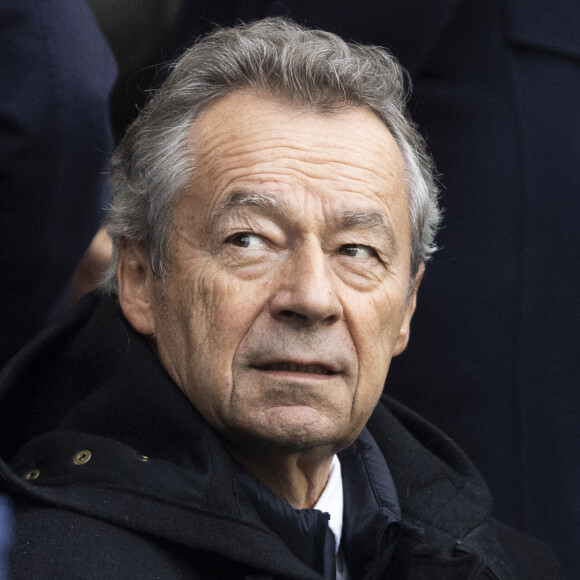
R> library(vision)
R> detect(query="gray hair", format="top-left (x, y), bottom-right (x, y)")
top-left (101, 17), bottom-right (440, 293)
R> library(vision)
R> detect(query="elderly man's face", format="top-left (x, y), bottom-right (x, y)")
top-left (128, 91), bottom-right (420, 456)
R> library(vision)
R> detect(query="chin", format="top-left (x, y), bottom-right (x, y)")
top-left (236, 418), bottom-right (353, 455)
top-left (219, 403), bottom-right (359, 453)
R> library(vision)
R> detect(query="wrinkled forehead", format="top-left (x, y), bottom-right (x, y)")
top-left (191, 92), bottom-right (404, 187)
top-left (192, 90), bottom-right (402, 160)
top-left (172, 91), bottom-right (410, 245)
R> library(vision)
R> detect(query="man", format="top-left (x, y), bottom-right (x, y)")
top-left (0, 18), bottom-right (562, 579)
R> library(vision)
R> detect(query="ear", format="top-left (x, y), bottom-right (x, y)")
top-left (393, 263), bottom-right (425, 356)
top-left (117, 237), bottom-right (156, 336)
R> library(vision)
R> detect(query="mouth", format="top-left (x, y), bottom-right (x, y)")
top-left (255, 362), bottom-right (336, 375)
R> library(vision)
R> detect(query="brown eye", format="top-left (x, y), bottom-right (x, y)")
top-left (226, 233), bottom-right (266, 249)
top-left (339, 244), bottom-right (376, 258)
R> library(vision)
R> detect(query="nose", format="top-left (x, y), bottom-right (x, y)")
top-left (269, 242), bottom-right (343, 326)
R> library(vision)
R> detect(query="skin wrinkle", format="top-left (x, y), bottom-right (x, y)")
top-left (191, 96), bottom-right (405, 201)
top-left (119, 90), bottom-right (422, 509)
top-left (214, 190), bottom-right (397, 253)
top-left (338, 211), bottom-right (397, 255)
top-left (209, 191), bottom-right (399, 278)
top-left (203, 156), bottom-right (398, 199)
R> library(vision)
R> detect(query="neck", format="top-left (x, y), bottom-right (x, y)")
top-left (226, 443), bottom-right (334, 509)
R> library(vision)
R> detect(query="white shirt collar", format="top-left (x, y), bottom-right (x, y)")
top-left (313, 455), bottom-right (350, 579)
top-left (313, 454), bottom-right (344, 552)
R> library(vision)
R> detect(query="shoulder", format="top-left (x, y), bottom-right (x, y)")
top-left (368, 397), bottom-right (565, 578)
top-left (453, 518), bottom-right (565, 580)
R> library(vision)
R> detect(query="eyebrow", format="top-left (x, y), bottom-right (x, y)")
top-left (211, 189), bottom-right (397, 253)
top-left (338, 210), bottom-right (397, 253)
top-left (211, 190), bottom-right (288, 220)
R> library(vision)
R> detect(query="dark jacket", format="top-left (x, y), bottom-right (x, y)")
top-left (0, 294), bottom-right (563, 579)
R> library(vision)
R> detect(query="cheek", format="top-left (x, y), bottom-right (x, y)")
top-left (347, 289), bottom-right (408, 398)
top-left (350, 291), bottom-right (405, 358)
top-left (180, 271), bottom-right (275, 427)
top-left (173, 264), bottom-right (269, 367)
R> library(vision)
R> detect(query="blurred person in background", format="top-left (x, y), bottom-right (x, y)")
top-left (0, 0), bottom-right (116, 368)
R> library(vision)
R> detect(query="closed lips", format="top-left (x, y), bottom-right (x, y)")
top-left (257, 362), bottom-right (335, 375)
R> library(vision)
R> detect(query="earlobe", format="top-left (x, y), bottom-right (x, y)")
top-left (393, 264), bottom-right (425, 356)
top-left (117, 237), bottom-right (156, 336)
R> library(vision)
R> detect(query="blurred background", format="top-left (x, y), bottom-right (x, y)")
top-left (2, 0), bottom-right (579, 575)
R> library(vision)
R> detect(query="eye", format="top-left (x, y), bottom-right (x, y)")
top-left (226, 232), bottom-right (267, 250)
top-left (339, 244), bottom-right (377, 258)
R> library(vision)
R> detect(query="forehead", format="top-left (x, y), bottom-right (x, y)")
top-left (181, 90), bottom-right (409, 235)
